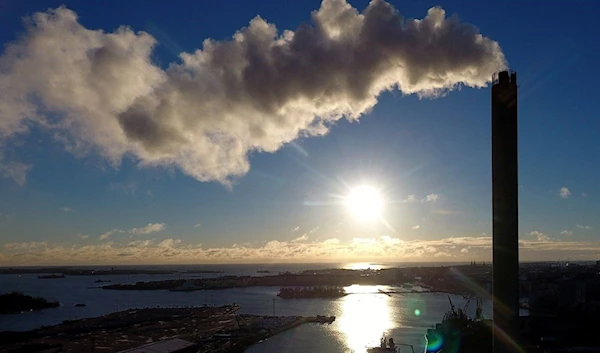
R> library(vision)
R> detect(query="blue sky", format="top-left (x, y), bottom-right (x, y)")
top-left (0, 0), bottom-right (599, 265)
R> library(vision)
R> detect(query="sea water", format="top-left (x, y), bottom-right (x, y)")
top-left (0, 263), bottom-right (493, 352)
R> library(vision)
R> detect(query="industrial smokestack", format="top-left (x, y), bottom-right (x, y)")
top-left (491, 70), bottom-right (519, 353)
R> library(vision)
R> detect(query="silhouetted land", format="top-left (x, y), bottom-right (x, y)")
top-left (0, 305), bottom-right (334, 353)
top-left (102, 266), bottom-right (493, 296)
top-left (0, 292), bottom-right (59, 314)
top-left (0, 268), bottom-right (224, 276)
top-left (37, 274), bottom-right (65, 279)
top-left (278, 286), bottom-right (346, 299)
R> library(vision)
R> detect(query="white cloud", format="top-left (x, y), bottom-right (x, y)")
top-left (129, 223), bottom-right (166, 235)
top-left (529, 231), bottom-right (550, 242)
top-left (309, 226), bottom-right (320, 234)
top-left (460, 248), bottom-right (469, 253)
top-left (5, 235), bottom-right (600, 265)
top-left (380, 235), bottom-right (401, 245)
top-left (59, 206), bottom-right (72, 212)
top-left (158, 239), bottom-right (181, 248)
top-left (194, 223), bottom-right (201, 228)
top-left (99, 228), bottom-right (122, 240)
top-left (353, 237), bottom-right (376, 245)
top-left (99, 223), bottom-right (166, 240)
top-left (411, 225), bottom-right (420, 230)
top-left (79, 234), bottom-right (89, 240)
top-left (404, 194), bottom-right (417, 203)
top-left (560, 230), bottom-right (573, 237)
top-left (0, 3), bottom-right (506, 185)
top-left (0, 156), bottom-right (32, 186)
top-left (434, 251), bottom-right (451, 258)
top-left (291, 226), bottom-right (300, 232)
top-left (582, 192), bottom-right (588, 197)
top-left (559, 187), bottom-right (571, 199)
top-left (3, 241), bottom-right (47, 251)
top-left (128, 239), bottom-right (153, 247)
top-left (423, 193), bottom-right (439, 203)
top-left (576, 225), bottom-right (591, 230)
top-left (292, 234), bottom-right (308, 243)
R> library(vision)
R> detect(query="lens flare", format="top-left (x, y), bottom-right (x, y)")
top-left (427, 333), bottom-right (444, 352)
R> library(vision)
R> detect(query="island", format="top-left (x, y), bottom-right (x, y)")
top-left (0, 292), bottom-right (59, 314)
top-left (278, 286), bottom-right (346, 299)
top-left (183, 270), bottom-right (226, 274)
top-left (101, 265), bottom-right (494, 297)
top-left (37, 274), bottom-right (65, 279)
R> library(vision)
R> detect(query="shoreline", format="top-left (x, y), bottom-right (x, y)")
top-left (98, 265), bottom-right (492, 297)
top-left (0, 305), bottom-right (335, 353)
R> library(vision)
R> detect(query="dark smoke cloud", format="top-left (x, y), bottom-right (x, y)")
top-left (0, 0), bottom-right (506, 184)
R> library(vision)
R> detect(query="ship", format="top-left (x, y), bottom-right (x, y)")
top-left (367, 335), bottom-right (416, 353)
top-left (426, 296), bottom-right (490, 353)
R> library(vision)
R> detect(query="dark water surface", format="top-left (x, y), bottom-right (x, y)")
top-left (0, 263), bottom-right (493, 352)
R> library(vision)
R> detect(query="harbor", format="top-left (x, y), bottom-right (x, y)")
top-left (1, 269), bottom-right (486, 352)
top-left (0, 305), bottom-right (335, 353)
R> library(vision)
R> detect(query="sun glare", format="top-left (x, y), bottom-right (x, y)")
top-left (345, 185), bottom-right (383, 221)
top-left (338, 285), bottom-right (394, 352)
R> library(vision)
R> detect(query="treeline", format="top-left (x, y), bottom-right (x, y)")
top-left (0, 292), bottom-right (59, 314)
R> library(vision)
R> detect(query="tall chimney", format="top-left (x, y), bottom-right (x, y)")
top-left (492, 70), bottom-right (519, 353)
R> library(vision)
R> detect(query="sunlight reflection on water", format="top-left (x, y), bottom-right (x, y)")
top-left (339, 285), bottom-right (394, 352)
top-left (343, 263), bottom-right (385, 270)
top-left (1, 268), bottom-right (494, 352)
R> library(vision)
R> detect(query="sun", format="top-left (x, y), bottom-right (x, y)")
top-left (345, 185), bottom-right (383, 221)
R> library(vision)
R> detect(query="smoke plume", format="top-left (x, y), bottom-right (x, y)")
top-left (0, 0), bottom-right (506, 184)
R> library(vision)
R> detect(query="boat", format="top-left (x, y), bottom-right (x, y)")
top-left (37, 274), bottom-right (65, 279)
top-left (367, 336), bottom-right (397, 352)
top-left (367, 335), bottom-right (416, 353)
top-left (74, 303), bottom-right (86, 307)
top-left (314, 315), bottom-right (336, 324)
